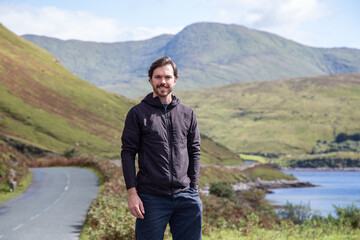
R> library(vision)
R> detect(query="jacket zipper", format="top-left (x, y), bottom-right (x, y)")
top-left (164, 107), bottom-right (173, 194)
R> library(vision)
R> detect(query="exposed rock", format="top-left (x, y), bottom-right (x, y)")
top-left (109, 160), bottom-right (122, 167)
top-left (255, 178), bottom-right (314, 189)
top-left (9, 168), bottom-right (17, 191)
top-left (0, 135), bottom-right (54, 157)
top-left (9, 179), bottom-right (17, 192)
top-left (199, 186), bottom-right (210, 196)
top-left (200, 178), bottom-right (315, 196)
top-left (232, 181), bottom-right (255, 192)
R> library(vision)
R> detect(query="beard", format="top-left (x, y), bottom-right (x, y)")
top-left (152, 84), bottom-right (173, 98)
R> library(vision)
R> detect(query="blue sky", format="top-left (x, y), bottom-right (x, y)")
top-left (0, 0), bottom-right (359, 49)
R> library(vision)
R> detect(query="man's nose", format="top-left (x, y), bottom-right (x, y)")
top-left (160, 77), bottom-right (166, 83)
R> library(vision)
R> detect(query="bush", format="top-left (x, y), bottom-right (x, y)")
top-left (239, 187), bottom-right (269, 212)
top-left (63, 148), bottom-right (77, 158)
top-left (0, 184), bottom-right (10, 192)
top-left (334, 203), bottom-right (360, 229)
top-left (85, 194), bottom-right (135, 240)
top-left (336, 133), bottom-right (360, 143)
top-left (278, 201), bottom-right (312, 224)
top-left (335, 133), bottom-right (349, 143)
top-left (312, 133), bottom-right (360, 154)
top-left (209, 181), bottom-right (236, 201)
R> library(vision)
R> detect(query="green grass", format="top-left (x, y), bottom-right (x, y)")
top-left (176, 73), bottom-right (360, 155)
top-left (203, 226), bottom-right (360, 240)
top-left (0, 171), bottom-right (33, 204)
top-left (240, 154), bottom-right (267, 163)
top-left (244, 165), bottom-right (296, 181)
top-left (200, 134), bottom-right (243, 165)
top-left (0, 24), bottom-right (135, 157)
top-left (199, 165), bottom-right (249, 187)
top-left (275, 152), bottom-right (360, 166)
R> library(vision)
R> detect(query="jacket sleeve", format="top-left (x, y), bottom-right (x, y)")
top-left (121, 107), bottom-right (141, 190)
top-left (187, 110), bottom-right (201, 189)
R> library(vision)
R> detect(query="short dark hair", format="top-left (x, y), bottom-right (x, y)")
top-left (148, 56), bottom-right (178, 79)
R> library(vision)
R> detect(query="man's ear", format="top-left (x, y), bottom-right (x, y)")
top-left (174, 77), bottom-right (178, 84)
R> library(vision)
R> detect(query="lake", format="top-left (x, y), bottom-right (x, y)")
top-left (266, 170), bottom-right (360, 216)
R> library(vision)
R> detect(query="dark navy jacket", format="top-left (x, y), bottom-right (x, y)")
top-left (121, 93), bottom-right (201, 195)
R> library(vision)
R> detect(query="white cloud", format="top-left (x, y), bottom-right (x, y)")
top-left (213, 0), bottom-right (327, 26)
top-left (0, 1), bottom-right (340, 47)
top-left (212, 0), bottom-right (330, 45)
top-left (0, 3), bottom-right (182, 42)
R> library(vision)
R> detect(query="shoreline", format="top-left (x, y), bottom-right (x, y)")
top-left (200, 178), bottom-right (315, 196)
top-left (281, 167), bottom-right (360, 171)
top-left (233, 178), bottom-right (316, 194)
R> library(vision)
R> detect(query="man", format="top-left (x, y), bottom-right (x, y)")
top-left (121, 56), bottom-right (202, 240)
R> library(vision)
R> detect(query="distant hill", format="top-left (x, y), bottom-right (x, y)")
top-left (23, 22), bottom-right (360, 98)
top-left (0, 24), bottom-right (240, 164)
top-left (175, 73), bottom-right (360, 155)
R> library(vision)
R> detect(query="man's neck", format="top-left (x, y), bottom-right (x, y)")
top-left (153, 92), bottom-right (172, 104)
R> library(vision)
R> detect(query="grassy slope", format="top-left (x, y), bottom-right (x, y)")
top-left (175, 73), bottom-right (360, 154)
top-left (0, 24), bottom-right (135, 158)
top-left (200, 134), bottom-right (243, 165)
top-left (23, 22), bottom-right (360, 98)
top-left (23, 34), bottom-right (173, 98)
top-left (0, 24), bottom-right (240, 164)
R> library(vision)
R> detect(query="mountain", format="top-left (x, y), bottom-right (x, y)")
top-left (0, 24), bottom-right (135, 158)
top-left (175, 73), bottom-right (360, 155)
top-left (0, 24), bottom-right (240, 164)
top-left (23, 22), bottom-right (360, 98)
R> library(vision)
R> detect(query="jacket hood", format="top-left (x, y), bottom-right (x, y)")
top-left (141, 92), bottom-right (180, 109)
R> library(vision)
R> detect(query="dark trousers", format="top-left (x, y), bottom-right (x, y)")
top-left (136, 188), bottom-right (202, 240)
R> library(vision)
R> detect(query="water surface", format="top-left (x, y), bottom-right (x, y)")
top-left (266, 170), bottom-right (360, 216)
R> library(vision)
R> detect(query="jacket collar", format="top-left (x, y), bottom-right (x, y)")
top-left (142, 92), bottom-right (180, 109)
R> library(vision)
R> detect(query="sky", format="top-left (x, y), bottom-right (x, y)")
top-left (0, 0), bottom-right (359, 49)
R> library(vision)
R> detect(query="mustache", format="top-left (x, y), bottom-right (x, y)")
top-left (156, 84), bottom-right (168, 88)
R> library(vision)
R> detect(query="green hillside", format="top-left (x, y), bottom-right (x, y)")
top-left (175, 73), bottom-right (360, 154)
top-left (0, 24), bottom-right (240, 163)
top-left (0, 24), bottom-right (136, 158)
top-left (23, 22), bottom-right (360, 98)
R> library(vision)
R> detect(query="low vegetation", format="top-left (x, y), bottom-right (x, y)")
top-left (0, 170), bottom-right (33, 204)
top-left (0, 24), bottom-right (135, 158)
top-left (285, 154), bottom-right (360, 169)
top-left (177, 73), bottom-right (360, 155)
top-left (0, 142), bottom-right (31, 195)
top-left (243, 165), bottom-right (296, 181)
top-left (199, 165), bottom-right (248, 187)
top-left (312, 132), bottom-right (360, 154)
top-left (200, 134), bottom-right (243, 165)
top-left (240, 154), bottom-right (267, 163)
top-left (209, 181), bottom-right (237, 202)
top-left (272, 133), bottom-right (360, 169)
top-left (202, 201), bottom-right (360, 240)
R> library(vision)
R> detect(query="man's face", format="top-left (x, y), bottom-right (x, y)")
top-left (149, 64), bottom-right (177, 98)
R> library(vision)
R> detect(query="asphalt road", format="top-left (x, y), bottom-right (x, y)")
top-left (0, 167), bottom-right (99, 240)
